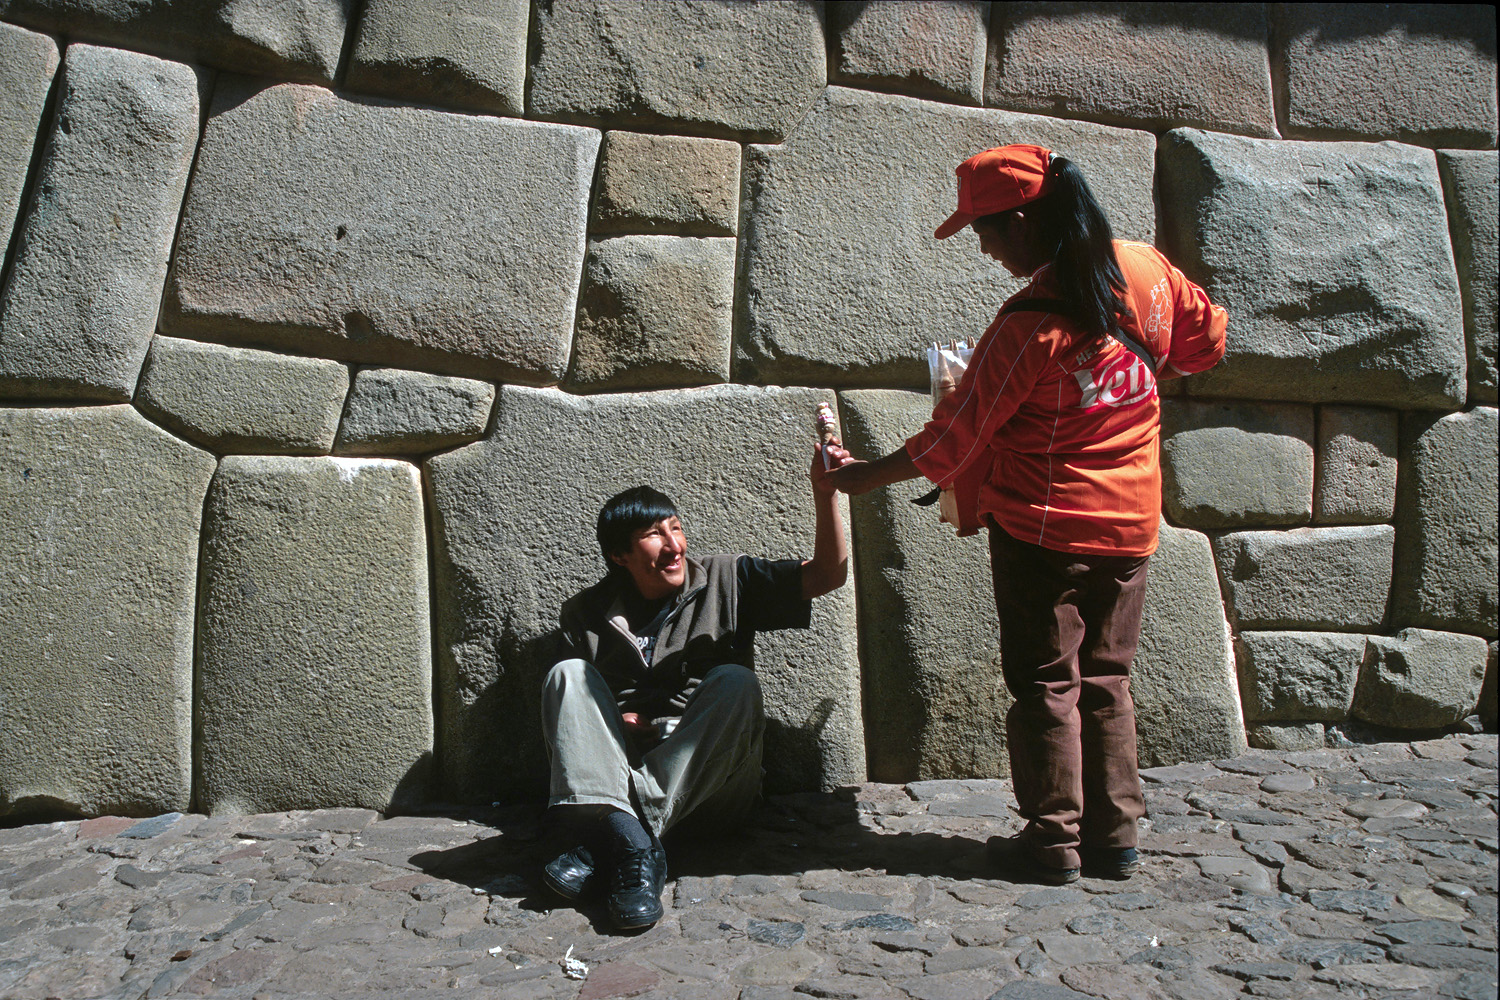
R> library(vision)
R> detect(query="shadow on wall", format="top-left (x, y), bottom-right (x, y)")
top-left (763, 697), bottom-right (835, 796)
top-left (994, 2), bottom-right (1267, 42)
top-left (1287, 4), bottom-right (1497, 52)
top-left (0, 793), bottom-right (88, 826)
top-left (995, 2), bottom-right (1494, 49)
top-left (389, 751), bottom-right (436, 816)
top-left (441, 628), bottom-right (562, 807)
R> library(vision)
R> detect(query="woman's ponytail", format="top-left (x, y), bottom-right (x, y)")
top-left (1029, 157), bottom-right (1131, 338)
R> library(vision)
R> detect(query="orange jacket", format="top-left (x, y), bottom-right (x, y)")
top-left (905, 241), bottom-right (1227, 557)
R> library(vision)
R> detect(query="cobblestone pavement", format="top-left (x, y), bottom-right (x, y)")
top-left (1, 735), bottom-right (1495, 1000)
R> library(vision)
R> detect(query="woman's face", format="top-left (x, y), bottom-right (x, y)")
top-left (971, 214), bottom-right (1036, 278)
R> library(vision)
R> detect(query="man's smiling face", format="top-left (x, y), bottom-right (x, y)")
top-left (610, 517), bottom-right (687, 600)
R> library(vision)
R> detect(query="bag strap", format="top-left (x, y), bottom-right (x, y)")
top-left (999, 297), bottom-right (1158, 373)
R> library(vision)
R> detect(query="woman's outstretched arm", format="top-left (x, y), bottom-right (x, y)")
top-left (825, 446), bottom-right (921, 496)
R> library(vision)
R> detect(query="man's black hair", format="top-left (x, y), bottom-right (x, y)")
top-left (597, 486), bottom-right (679, 572)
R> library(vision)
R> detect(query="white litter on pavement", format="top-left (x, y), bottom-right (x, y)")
top-left (561, 945), bottom-right (590, 980)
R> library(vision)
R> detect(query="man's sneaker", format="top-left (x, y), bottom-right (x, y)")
top-left (607, 845), bottom-right (668, 930)
top-left (542, 845), bottom-right (597, 900)
top-left (1081, 846), bottom-right (1140, 880)
top-left (986, 834), bottom-right (1080, 885)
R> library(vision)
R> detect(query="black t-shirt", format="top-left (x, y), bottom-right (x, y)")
top-left (624, 556), bottom-right (808, 667)
top-left (734, 555), bottom-right (811, 640)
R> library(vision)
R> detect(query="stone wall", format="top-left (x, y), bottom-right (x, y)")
top-left (0, 2), bottom-right (1495, 820)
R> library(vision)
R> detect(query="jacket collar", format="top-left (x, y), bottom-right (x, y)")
top-left (601, 555), bottom-right (708, 631)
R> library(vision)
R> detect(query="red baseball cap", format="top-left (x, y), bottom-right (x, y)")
top-left (934, 144), bottom-right (1055, 239)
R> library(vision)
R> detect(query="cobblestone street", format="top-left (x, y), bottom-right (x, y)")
top-left (1, 735), bottom-right (1495, 1000)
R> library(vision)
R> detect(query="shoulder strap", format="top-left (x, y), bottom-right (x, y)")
top-left (999, 297), bottom-right (1157, 372)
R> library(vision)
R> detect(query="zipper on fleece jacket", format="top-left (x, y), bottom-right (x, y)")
top-left (606, 583), bottom-right (706, 673)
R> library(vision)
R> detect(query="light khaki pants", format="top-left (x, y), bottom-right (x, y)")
top-left (541, 659), bottom-right (765, 836)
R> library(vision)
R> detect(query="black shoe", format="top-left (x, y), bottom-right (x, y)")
top-left (607, 845), bottom-right (667, 930)
top-left (986, 834), bottom-right (1080, 885)
top-left (1081, 846), bottom-right (1141, 880)
top-left (542, 845), bottom-right (597, 900)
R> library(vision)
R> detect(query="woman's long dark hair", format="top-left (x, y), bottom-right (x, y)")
top-left (980, 156), bottom-right (1132, 338)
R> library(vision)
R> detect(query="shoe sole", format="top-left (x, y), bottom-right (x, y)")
top-left (986, 836), bottom-right (1080, 885)
top-left (542, 870), bottom-right (589, 900)
top-left (610, 905), bottom-right (663, 930)
top-left (1083, 861), bottom-right (1141, 880)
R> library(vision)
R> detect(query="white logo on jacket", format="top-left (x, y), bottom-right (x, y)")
top-left (1072, 345), bottom-right (1157, 411)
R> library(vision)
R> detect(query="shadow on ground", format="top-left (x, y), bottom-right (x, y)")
top-left (406, 792), bottom-right (1004, 931)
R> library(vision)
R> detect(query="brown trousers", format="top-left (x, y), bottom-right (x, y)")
top-left (990, 529), bottom-right (1150, 870)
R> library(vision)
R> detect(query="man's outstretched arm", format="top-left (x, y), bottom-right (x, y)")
top-left (802, 442), bottom-right (851, 600)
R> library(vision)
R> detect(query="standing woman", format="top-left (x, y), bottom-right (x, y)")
top-left (828, 145), bottom-right (1226, 884)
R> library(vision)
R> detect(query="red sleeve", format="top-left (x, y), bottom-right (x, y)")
top-left (903, 310), bottom-right (1057, 488)
top-left (1161, 257), bottom-right (1227, 377)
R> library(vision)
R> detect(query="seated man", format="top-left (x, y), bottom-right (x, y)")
top-left (540, 443), bottom-right (850, 930)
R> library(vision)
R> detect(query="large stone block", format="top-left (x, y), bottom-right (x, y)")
top-left (567, 236), bottom-right (734, 392)
top-left (1160, 400), bottom-right (1314, 529)
top-left (135, 336), bottom-right (349, 455)
top-left (334, 367), bottom-right (494, 456)
top-left (163, 78), bottom-right (599, 384)
top-left (1391, 408), bottom-right (1498, 638)
top-left (0, 0), bottom-right (351, 83)
top-left (1234, 631), bottom-right (1365, 724)
top-left (739, 86), bottom-right (1155, 386)
top-left (0, 45), bottom-right (201, 403)
top-left (830, 0), bottom-right (988, 105)
top-left (1351, 628), bottom-right (1489, 730)
top-left (986, 3), bottom-right (1277, 138)
top-left (345, 0), bottom-right (529, 114)
top-left (1213, 526), bottom-right (1395, 631)
top-left (1132, 521), bottom-right (1245, 766)
top-left (1274, 4), bottom-right (1498, 148)
top-left (0, 22), bottom-right (58, 249)
top-left (0, 406), bottom-right (215, 819)
top-left (1246, 723), bottom-right (1325, 752)
top-left (196, 456), bottom-right (432, 814)
top-left (839, 389), bottom-right (1007, 782)
top-left (1314, 406), bottom-right (1398, 525)
top-left (1438, 150), bottom-right (1498, 404)
top-left (1158, 129), bottom-right (1465, 407)
top-left (590, 131), bottom-right (740, 237)
top-left (528, 0), bottom-right (824, 142)
top-left (426, 385), bottom-right (864, 801)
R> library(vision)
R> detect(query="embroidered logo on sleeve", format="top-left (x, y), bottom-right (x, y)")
top-left (1146, 278), bottom-right (1169, 337)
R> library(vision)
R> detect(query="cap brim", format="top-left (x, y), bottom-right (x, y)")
top-left (934, 210), bottom-right (973, 240)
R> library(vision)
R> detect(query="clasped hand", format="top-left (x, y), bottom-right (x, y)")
top-left (809, 441), bottom-right (855, 495)
top-left (820, 446), bottom-right (920, 496)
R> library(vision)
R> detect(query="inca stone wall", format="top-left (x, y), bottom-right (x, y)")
top-left (0, 2), bottom-right (1495, 820)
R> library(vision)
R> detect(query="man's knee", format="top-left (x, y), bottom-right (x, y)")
top-left (700, 664), bottom-right (763, 714)
top-left (545, 658), bottom-right (594, 693)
